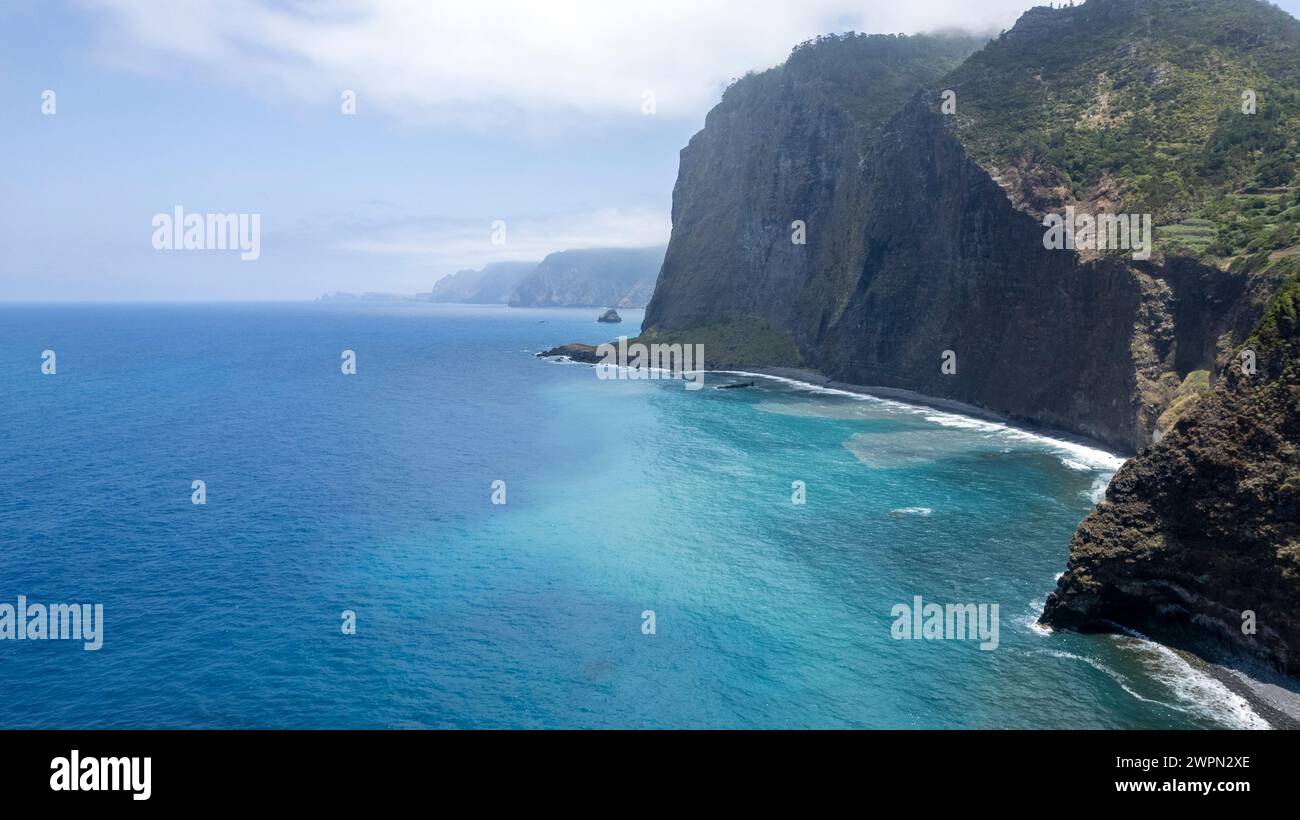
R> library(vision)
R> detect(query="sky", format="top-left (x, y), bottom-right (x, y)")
top-left (3, 0), bottom-right (1299, 300)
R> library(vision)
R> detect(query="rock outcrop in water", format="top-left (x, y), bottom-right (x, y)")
top-left (537, 343), bottom-right (602, 363)
top-left (597, 308), bottom-right (622, 323)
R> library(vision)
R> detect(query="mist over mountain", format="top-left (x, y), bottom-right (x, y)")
top-left (508, 246), bottom-right (666, 308)
top-left (430, 247), bottom-right (665, 308)
top-left (430, 261), bottom-right (539, 304)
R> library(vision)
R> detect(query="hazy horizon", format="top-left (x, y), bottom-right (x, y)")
top-left (4, 0), bottom-right (1299, 301)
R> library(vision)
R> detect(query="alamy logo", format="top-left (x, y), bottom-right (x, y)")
top-left (152, 206), bottom-right (261, 261)
top-left (1042, 207), bottom-right (1152, 261)
top-left (50, 750), bottom-right (151, 801)
top-left (595, 336), bottom-right (705, 390)
top-left (0, 595), bottom-right (103, 650)
top-left (891, 595), bottom-right (999, 650)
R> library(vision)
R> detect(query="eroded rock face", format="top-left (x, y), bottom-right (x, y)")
top-left (644, 87), bottom-right (1260, 451)
top-left (644, 32), bottom-right (985, 331)
top-left (643, 1), bottom-right (1300, 452)
top-left (1041, 280), bottom-right (1300, 674)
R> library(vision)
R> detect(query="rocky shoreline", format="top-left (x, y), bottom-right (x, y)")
top-left (1040, 279), bottom-right (1300, 680)
top-left (536, 342), bottom-right (604, 363)
top-left (537, 348), bottom-right (1129, 455)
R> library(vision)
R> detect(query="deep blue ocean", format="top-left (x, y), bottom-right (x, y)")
top-left (0, 302), bottom-right (1268, 728)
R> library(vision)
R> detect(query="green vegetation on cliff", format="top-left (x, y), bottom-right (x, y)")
top-left (722, 32), bottom-right (988, 147)
top-left (944, 0), bottom-right (1300, 258)
top-left (1252, 274), bottom-right (1300, 345)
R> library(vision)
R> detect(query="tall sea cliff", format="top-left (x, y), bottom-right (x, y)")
top-left (636, 0), bottom-right (1300, 673)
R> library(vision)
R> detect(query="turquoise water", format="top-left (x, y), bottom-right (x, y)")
top-left (0, 302), bottom-right (1267, 728)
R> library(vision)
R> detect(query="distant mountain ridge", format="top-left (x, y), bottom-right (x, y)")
top-left (508, 247), bottom-right (664, 308)
top-left (429, 261), bottom-right (537, 304)
top-left (429, 246), bottom-right (665, 307)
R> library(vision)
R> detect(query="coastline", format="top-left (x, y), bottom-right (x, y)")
top-left (534, 346), bottom-right (1132, 462)
top-left (1203, 662), bottom-right (1300, 730)
top-left (537, 348), bottom-right (1300, 728)
top-left (738, 366), bottom-right (1300, 732)
top-left (729, 366), bottom-right (1300, 728)
top-left (734, 366), bottom-right (1300, 729)
top-left (709, 366), bottom-right (1132, 466)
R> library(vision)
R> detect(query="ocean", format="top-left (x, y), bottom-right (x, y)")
top-left (0, 302), bottom-right (1268, 728)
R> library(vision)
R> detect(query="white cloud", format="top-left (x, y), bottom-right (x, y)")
top-left (83, 0), bottom-right (1029, 129)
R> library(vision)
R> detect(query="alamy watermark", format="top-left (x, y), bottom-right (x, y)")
top-left (0, 595), bottom-right (103, 650)
top-left (51, 750), bottom-right (150, 800)
top-left (152, 206), bottom-right (261, 261)
top-left (595, 336), bottom-right (705, 390)
top-left (1042, 206), bottom-right (1152, 260)
top-left (891, 595), bottom-right (999, 650)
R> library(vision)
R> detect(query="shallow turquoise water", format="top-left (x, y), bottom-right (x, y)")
top-left (0, 302), bottom-right (1267, 728)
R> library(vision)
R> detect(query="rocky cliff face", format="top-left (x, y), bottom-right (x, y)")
top-left (509, 247), bottom-right (665, 308)
top-left (1042, 276), bottom-right (1300, 674)
top-left (635, 0), bottom-right (1300, 675)
top-left (644, 32), bottom-right (984, 336)
top-left (644, 87), bottom-right (1256, 450)
top-left (643, 1), bottom-right (1299, 451)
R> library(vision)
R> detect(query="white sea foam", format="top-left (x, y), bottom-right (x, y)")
top-left (1108, 627), bottom-right (1270, 730)
top-left (922, 413), bottom-right (1001, 432)
top-left (1034, 649), bottom-right (1173, 707)
top-left (890, 507), bottom-right (933, 516)
top-left (715, 370), bottom-right (1128, 474)
top-left (1085, 475), bottom-right (1111, 504)
top-left (1023, 598), bottom-right (1053, 636)
top-left (754, 400), bottom-right (872, 420)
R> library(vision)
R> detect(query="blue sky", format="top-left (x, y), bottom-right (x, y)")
top-left (3, 0), bottom-right (1299, 300)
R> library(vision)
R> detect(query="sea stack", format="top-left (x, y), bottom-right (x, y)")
top-left (597, 308), bottom-right (622, 323)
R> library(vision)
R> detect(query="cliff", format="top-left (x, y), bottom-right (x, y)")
top-left (627, 0), bottom-right (1300, 675)
top-left (508, 246), bottom-right (665, 308)
top-left (642, 0), bottom-right (1300, 451)
top-left (1042, 272), bottom-right (1300, 674)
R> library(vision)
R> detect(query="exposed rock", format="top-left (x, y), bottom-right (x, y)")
top-left (645, 83), bottom-right (1270, 451)
top-left (597, 308), bottom-right (622, 323)
top-left (536, 343), bottom-right (603, 364)
top-left (1042, 276), bottom-right (1300, 675)
top-left (642, 2), bottom-right (1299, 452)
